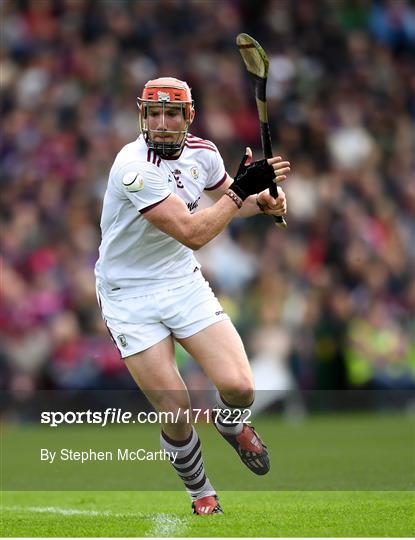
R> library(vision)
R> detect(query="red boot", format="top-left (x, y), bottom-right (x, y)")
top-left (192, 495), bottom-right (223, 515)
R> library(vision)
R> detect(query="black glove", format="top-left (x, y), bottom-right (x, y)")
top-left (229, 153), bottom-right (276, 201)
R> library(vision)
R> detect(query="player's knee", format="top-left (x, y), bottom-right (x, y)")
top-left (219, 377), bottom-right (254, 407)
top-left (152, 394), bottom-right (191, 427)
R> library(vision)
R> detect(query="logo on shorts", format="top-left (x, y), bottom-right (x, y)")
top-left (117, 334), bottom-right (128, 348)
top-left (215, 310), bottom-right (225, 316)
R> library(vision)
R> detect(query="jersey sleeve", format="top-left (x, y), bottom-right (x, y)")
top-left (203, 143), bottom-right (228, 191)
top-left (113, 160), bottom-right (171, 213)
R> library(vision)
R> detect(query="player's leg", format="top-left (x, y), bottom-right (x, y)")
top-left (125, 335), bottom-right (191, 440)
top-left (124, 337), bottom-right (222, 514)
top-left (177, 319), bottom-right (270, 475)
top-left (178, 319), bottom-right (253, 402)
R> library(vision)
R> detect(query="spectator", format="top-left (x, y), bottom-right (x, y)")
top-left (1, 0), bottom-right (414, 402)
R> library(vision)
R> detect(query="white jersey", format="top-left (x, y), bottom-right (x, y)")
top-left (95, 133), bottom-right (228, 298)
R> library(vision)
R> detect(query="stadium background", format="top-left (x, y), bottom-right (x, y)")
top-left (1, 0), bottom-right (415, 405)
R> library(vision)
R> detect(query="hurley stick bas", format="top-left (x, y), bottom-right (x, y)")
top-left (236, 33), bottom-right (287, 228)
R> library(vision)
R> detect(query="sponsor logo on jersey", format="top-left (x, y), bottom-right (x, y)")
top-left (190, 166), bottom-right (199, 180)
top-left (122, 172), bottom-right (144, 192)
top-left (187, 197), bottom-right (200, 213)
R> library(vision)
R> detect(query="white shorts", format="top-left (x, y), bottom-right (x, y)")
top-left (96, 272), bottom-right (229, 358)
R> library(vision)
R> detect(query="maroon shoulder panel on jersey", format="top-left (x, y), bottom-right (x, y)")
top-left (186, 134), bottom-right (216, 150)
top-left (184, 143), bottom-right (216, 153)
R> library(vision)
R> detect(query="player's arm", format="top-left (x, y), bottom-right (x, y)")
top-left (143, 191), bottom-right (241, 250)
top-left (206, 150), bottom-right (290, 218)
top-left (209, 176), bottom-right (288, 218)
top-left (143, 151), bottom-right (279, 250)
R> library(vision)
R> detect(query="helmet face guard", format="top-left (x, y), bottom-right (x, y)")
top-left (137, 78), bottom-right (194, 157)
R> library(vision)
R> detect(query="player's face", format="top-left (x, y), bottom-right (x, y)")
top-left (147, 104), bottom-right (185, 145)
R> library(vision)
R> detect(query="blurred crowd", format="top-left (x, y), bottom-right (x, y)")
top-left (1, 0), bottom-right (415, 400)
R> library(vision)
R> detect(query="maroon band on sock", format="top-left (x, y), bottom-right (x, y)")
top-left (161, 429), bottom-right (193, 447)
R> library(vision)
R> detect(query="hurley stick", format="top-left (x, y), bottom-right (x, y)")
top-left (236, 33), bottom-right (287, 228)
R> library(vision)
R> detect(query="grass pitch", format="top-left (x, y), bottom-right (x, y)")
top-left (2, 490), bottom-right (414, 537)
top-left (2, 413), bottom-right (414, 536)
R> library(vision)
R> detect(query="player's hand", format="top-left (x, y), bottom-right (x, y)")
top-left (257, 187), bottom-right (287, 216)
top-left (267, 156), bottom-right (291, 184)
top-left (229, 147), bottom-right (277, 201)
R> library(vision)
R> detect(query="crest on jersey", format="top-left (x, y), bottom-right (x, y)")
top-left (190, 166), bottom-right (199, 180)
top-left (117, 334), bottom-right (127, 348)
top-left (122, 172), bottom-right (144, 192)
top-left (157, 91), bottom-right (170, 101)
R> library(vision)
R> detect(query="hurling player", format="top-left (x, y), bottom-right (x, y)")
top-left (95, 78), bottom-right (290, 514)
